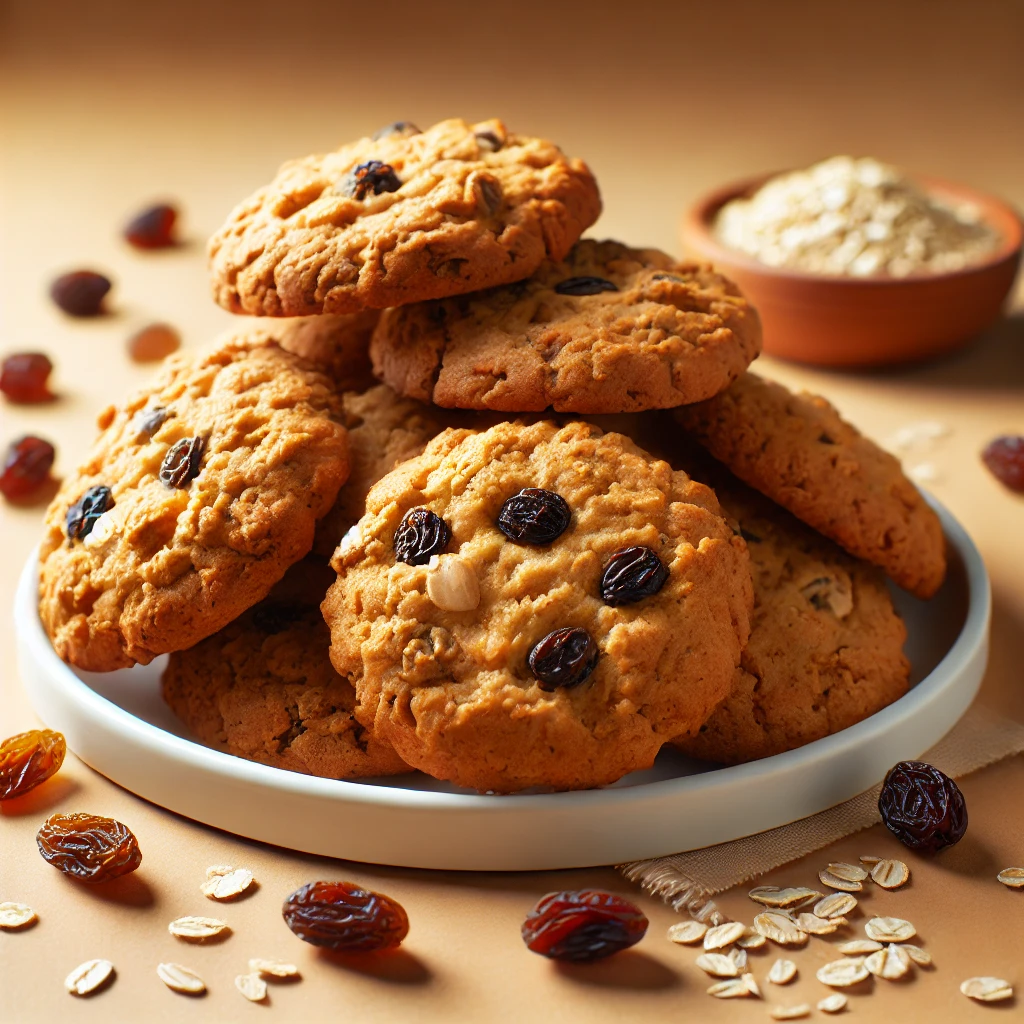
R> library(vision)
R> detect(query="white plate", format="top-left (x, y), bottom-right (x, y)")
top-left (15, 497), bottom-right (989, 871)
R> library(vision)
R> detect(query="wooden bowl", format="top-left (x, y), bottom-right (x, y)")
top-left (681, 172), bottom-right (1022, 367)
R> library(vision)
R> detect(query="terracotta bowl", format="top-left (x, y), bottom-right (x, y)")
top-left (681, 172), bottom-right (1022, 367)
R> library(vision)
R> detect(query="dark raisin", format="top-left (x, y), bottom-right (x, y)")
top-left (251, 603), bottom-right (304, 634)
top-left (650, 273), bottom-right (685, 283)
top-left (522, 890), bottom-right (648, 962)
top-left (344, 160), bottom-right (402, 200)
top-left (553, 276), bottom-right (618, 296)
top-left (818, 432), bottom-right (837, 445)
top-left (124, 203), bottom-right (178, 249)
top-left (0, 729), bottom-right (66, 800)
top-left (393, 508), bottom-right (450, 565)
top-left (371, 121), bottom-right (421, 140)
top-left (36, 812), bottom-right (142, 882)
top-left (282, 881), bottom-right (409, 952)
top-left (600, 546), bottom-right (669, 606)
top-left (981, 435), bottom-right (1024, 492)
top-left (497, 488), bottom-right (571, 545)
top-left (475, 129), bottom-right (504, 152)
top-left (739, 527), bottom-right (762, 544)
top-left (66, 485), bottom-right (114, 542)
top-left (132, 405), bottom-right (174, 442)
top-left (1, 352), bottom-right (54, 403)
top-left (50, 271), bottom-right (112, 316)
top-left (1, 436), bottom-right (56, 500)
top-left (529, 627), bottom-right (598, 691)
top-left (878, 760), bottom-right (968, 853)
top-left (160, 436), bottom-right (206, 488)
top-left (476, 175), bottom-right (503, 214)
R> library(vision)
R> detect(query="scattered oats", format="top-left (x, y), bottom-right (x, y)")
top-left (825, 862), bottom-right (868, 883)
top-left (996, 867), bottom-right (1024, 889)
top-left (696, 952), bottom-right (739, 977)
top-left (205, 864), bottom-right (234, 878)
top-left (738, 929), bottom-right (767, 949)
top-left (753, 911), bottom-right (808, 947)
top-left (64, 959), bottom-right (114, 997)
top-left (742, 973), bottom-right (762, 997)
top-left (814, 892), bottom-right (857, 919)
top-left (865, 942), bottom-right (911, 980)
top-left (248, 958), bottom-right (300, 978)
top-left (908, 462), bottom-right (941, 485)
top-left (235, 973), bottom-right (268, 1002)
top-left (865, 916), bottom-right (916, 942)
top-left (157, 962), bottom-right (206, 995)
top-left (859, 855), bottom-right (882, 866)
top-left (667, 920), bottom-right (707, 945)
top-left (770, 1006), bottom-right (810, 1021)
top-left (797, 912), bottom-right (845, 935)
top-left (837, 939), bottom-right (883, 955)
top-left (960, 977), bottom-right (1013, 1002)
top-left (819, 869), bottom-right (863, 892)
top-left (0, 902), bottom-right (37, 929)
top-left (748, 886), bottom-right (823, 908)
top-left (870, 858), bottom-right (910, 889)
top-left (903, 944), bottom-right (933, 967)
top-left (885, 420), bottom-right (951, 453)
top-left (168, 916), bottom-right (229, 941)
top-left (818, 993), bottom-right (849, 1013)
top-left (201, 867), bottom-right (254, 900)
top-left (707, 978), bottom-right (754, 999)
top-left (817, 957), bottom-right (870, 987)
top-left (768, 958), bottom-right (797, 984)
top-left (728, 947), bottom-right (748, 971)
top-left (704, 921), bottom-right (747, 950)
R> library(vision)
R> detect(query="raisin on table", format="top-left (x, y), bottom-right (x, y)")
top-left (50, 271), bottom-right (111, 316)
top-left (522, 890), bottom-right (648, 962)
top-left (0, 729), bottom-right (66, 800)
top-left (36, 812), bottom-right (142, 882)
top-left (1, 436), bottom-right (56, 501)
top-left (282, 881), bottom-right (409, 952)
top-left (878, 760), bottom-right (967, 853)
top-left (1, 352), bottom-right (53, 403)
top-left (981, 435), bottom-right (1024, 492)
top-left (124, 203), bottom-right (178, 249)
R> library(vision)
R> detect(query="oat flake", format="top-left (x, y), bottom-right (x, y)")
top-left (667, 920), bottom-right (707, 945)
top-left (754, 911), bottom-right (808, 946)
top-left (168, 915), bottom-right (229, 941)
top-left (770, 1006), bottom-right (810, 1021)
top-left (795, 912), bottom-right (843, 935)
top-left (837, 939), bottom-right (883, 955)
top-left (0, 902), bottom-right (37, 929)
top-left (696, 952), bottom-right (738, 977)
top-left (201, 866), bottom-right (254, 900)
top-left (768, 958), bottom-right (797, 984)
top-left (903, 944), bottom-right (933, 967)
top-left (249, 958), bottom-right (300, 978)
top-left (865, 916), bottom-right (916, 942)
top-left (704, 921), bottom-right (746, 950)
top-left (817, 957), bottom-right (870, 987)
top-left (870, 858), bottom-right (910, 889)
top-left (818, 869), bottom-right (863, 893)
top-left (865, 943), bottom-right (911, 980)
top-left (813, 892), bottom-right (857, 919)
top-left (996, 867), bottom-right (1024, 889)
top-left (960, 977), bottom-right (1013, 1002)
top-left (235, 973), bottom-right (268, 1002)
top-left (818, 993), bottom-right (849, 1013)
top-left (157, 962), bottom-right (206, 995)
top-left (65, 959), bottom-right (114, 997)
top-left (748, 886), bottom-right (822, 908)
top-left (737, 929), bottom-right (767, 949)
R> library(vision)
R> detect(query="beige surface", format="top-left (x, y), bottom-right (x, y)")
top-left (2, 2), bottom-right (1024, 1021)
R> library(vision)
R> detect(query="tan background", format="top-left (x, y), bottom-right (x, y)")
top-left (2, 1), bottom-right (1023, 1021)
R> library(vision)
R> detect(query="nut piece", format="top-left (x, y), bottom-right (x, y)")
top-left (753, 911), bottom-right (808, 947)
top-left (865, 942), bottom-right (911, 980)
top-left (248, 958), bottom-right (300, 978)
top-left (167, 916), bottom-right (229, 941)
top-left (770, 1007), bottom-right (810, 1021)
top-left (737, 929), bottom-right (766, 949)
top-left (795, 912), bottom-right (843, 935)
top-left (865, 916), bottom-right (916, 942)
top-left (768, 958), bottom-right (797, 984)
top-left (996, 867), bottom-right (1024, 889)
top-left (748, 886), bottom-right (822, 908)
top-left (813, 892), bottom-right (857, 919)
top-left (818, 993), bottom-right (849, 1013)
top-left (201, 866), bottom-right (254, 900)
top-left (426, 554), bottom-right (480, 612)
top-left (667, 920), bottom-right (707, 945)
top-left (235, 973), bottom-right (268, 1002)
top-left (65, 959), bottom-right (115, 996)
top-left (695, 952), bottom-right (738, 977)
top-left (157, 962), bottom-right (206, 995)
top-left (704, 921), bottom-right (746, 950)
top-left (817, 957), bottom-right (870, 987)
top-left (818, 869), bottom-right (863, 892)
top-left (903, 944), bottom-right (933, 967)
top-left (960, 977), bottom-right (1013, 1002)
top-left (837, 939), bottom-right (883, 955)
top-left (870, 858), bottom-right (910, 889)
top-left (0, 902), bottom-right (37, 929)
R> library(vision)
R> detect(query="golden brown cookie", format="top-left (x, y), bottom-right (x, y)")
top-left (38, 336), bottom-right (348, 671)
top-left (370, 239), bottom-right (761, 413)
top-left (162, 560), bottom-right (408, 779)
top-left (208, 118), bottom-right (601, 316)
top-left (322, 420), bottom-right (753, 793)
top-left (674, 372), bottom-right (946, 598)
top-left (268, 312), bottom-right (379, 390)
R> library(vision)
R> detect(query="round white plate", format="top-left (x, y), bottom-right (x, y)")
top-left (16, 497), bottom-right (989, 871)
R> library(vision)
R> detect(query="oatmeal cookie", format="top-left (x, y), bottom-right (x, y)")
top-left (162, 560), bottom-right (408, 778)
top-left (674, 372), bottom-right (946, 598)
top-left (38, 336), bottom-right (349, 671)
top-left (208, 118), bottom-right (601, 316)
top-left (269, 312), bottom-right (379, 390)
top-left (322, 420), bottom-right (752, 793)
top-left (370, 239), bottom-right (761, 413)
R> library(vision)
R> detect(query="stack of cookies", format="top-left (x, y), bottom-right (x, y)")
top-left (38, 118), bottom-right (947, 794)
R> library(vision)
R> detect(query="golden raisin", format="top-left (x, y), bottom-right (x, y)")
top-left (0, 729), bottom-right (66, 800)
top-left (36, 812), bottom-right (142, 882)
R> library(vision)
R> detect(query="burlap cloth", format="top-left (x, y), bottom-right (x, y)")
top-left (619, 706), bottom-right (1024, 924)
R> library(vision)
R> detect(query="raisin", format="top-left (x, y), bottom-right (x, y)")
top-left (522, 890), bottom-right (648, 962)
top-left (36, 812), bottom-right (142, 882)
top-left (0, 729), bottom-right (66, 800)
top-left (1, 352), bottom-right (54, 403)
top-left (600, 546), bottom-right (669, 606)
top-left (50, 271), bottom-right (112, 316)
top-left (371, 121), bottom-right (421, 140)
top-left (66, 485), bottom-right (114, 543)
top-left (475, 129), bottom-right (504, 152)
top-left (160, 436), bottom-right (206, 488)
top-left (344, 160), bottom-right (402, 200)
top-left (1, 436), bottom-right (56, 501)
top-left (124, 203), bottom-right (178, 249)
top-left (282, 881), bottom-right (409, 952)
top-left (649, 273), bottom-right (685, 283)
top-left (497, 488), bottom-right (571, 545)
top-left (394, 508), bottom-right (450, 565)
top-left (251, 602), bottom-right (304, 634)
top-left (981, 435), bottom-right (1024, 492)
top-left (127, 323), bottom-right (180, 362)
top-left (132, 405), bottom-right (174, 442)
top-left (554, 276), bottom-right (618, 296)
top-left (878, 760), bottom-right (968, 853)
top-left (529, 627), bottom-right (598, 691)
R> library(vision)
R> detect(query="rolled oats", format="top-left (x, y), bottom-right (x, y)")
top-left (753, 911), bottom-right (808, 947)
top-left (0, 902), bottom-right (37, 929)
top-left (235, 973), bottom-right (268, 1002)
top-left (748, 886), bottom-right (822, 908)
top-left (813, 892), bottom-right (857, 919)
top-left (837, 939), bottom-right (883, 955)
top-left (818, 869), bottom-right (863, 893)
top-left (996, 867), bottom-right (1024, 889)
top-left (870, 859), bottom-right (910, 889)
top-left (667, 920), bottom-right (707, 945)
top-left (168, 916), bottom-right (229, 941)
top-left (695, 952), bottom-right (739, 977)
top-left (737, 929), bottom-right (767, 949)
top-left (707, 978), bottom-right (751, 998)
top-left (201, 866), bottom-right (254, 900)
top-left (64, 959), bottom-right (114, 997)
top-left (768, 958), bottom-right (797, 984)
top-left (249, 958), bottom-right (301, 978)
top-left (816, 957), bottom-right (870, 987)
top-left (865, 916), bottom-right (916, 942)
top-left (865, 943), bottom-right (911, 980)
top-left (817, 993), bottom-right (849, 1013)
top-left (770, 1006), bottom-right (810, 1021)
top-left (960, 977), bottom-right (1013, 1002)
top-left (157, 962), bottom-right (206, 995)
top-left (903, 944), bottom-right (933, 967)
top-left (728, 947), bottom-right (748, 971)
top-left (704, 921), bottom-right (747, 950)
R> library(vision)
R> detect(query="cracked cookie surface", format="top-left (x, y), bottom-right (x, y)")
top-left (38, 336), bottom-right (349, 671)
top-left (321, 419), bottom-right (752, 793)
top-left (267, 312), bottom-right (380, 390)
top-left (208, 117), bottom-right (601, 316)
top-left (370, 239), bottom-right (761, 413)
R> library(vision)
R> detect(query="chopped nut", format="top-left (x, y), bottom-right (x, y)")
top-left (704, 921), bottom-right (747, 950)
top-left (426, 554), bottom-right (480, 612)
top-left (865, 916), bottom-right (916, 942)
top-left (696, 952), bottom-right (739, 977)
top-left (837, 939), bottom-right (883, 955)
top-left (248, 958), bottom-right (300, 978)
top-left (818, 869), bottom-right (863, 893)
top-left (157, 962), bottom-right (206, 995)
top-left (865, 943), bottom-right (911, 980)
top-left (65, 959), bottom-right (115, 996)
top-left (748, 886), bottom-right (822, 908)
top-left (960, 977), bottom-right (1013, 1002)
top-left (996, 867), bottom-right (1024, 889)
top-left (903, 944), bottom-right (933, 967)
top-left (771, 1006), bottom-right (810, 1021)
top-left (768, 958), bottom-right (797, 984)
top-left (0, 902), bottom-right (37, 929)
top-left (870, 858), bottom-right (910, 889)
top-left (167, 916), bottom-right (229, 941)
top-left (201, 866), bottom-right (254, 900)
top-left (817, 957), bottom-right (870, 987)
top-left (753, 911), bottom-right (808, 947)
top-left (667, 920), bottom-right (707, 945)
top-left (813, 892), bottom-right (857, 919)
top-left (235, 973), bottom-right (268, 1002)
top-left (818, 993), bottom-right (849, 1013)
